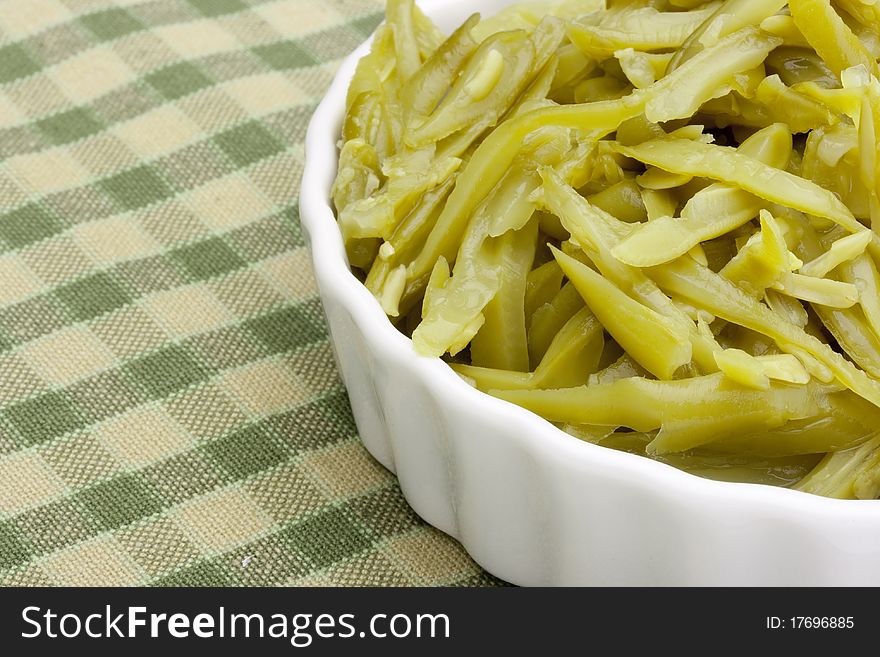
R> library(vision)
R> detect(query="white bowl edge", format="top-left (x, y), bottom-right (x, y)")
top-left (299, 0), bottom-right (880, 586)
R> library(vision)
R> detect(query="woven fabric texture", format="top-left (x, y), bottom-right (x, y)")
top-left (0, 0), bottom-right (504, 587)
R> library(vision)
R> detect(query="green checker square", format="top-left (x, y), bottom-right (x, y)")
top-left (202, 424), bottom-right (290, 481)
top-left (0, 295), bottom-right (71, 345)
top-left (351, 12), bottom-right (384, 37)
top-left (245, 303), bottom-right (326, 355)
top-left (268, 399), bottom-right (350, 454)
top-left (154, 559), bottom-right (239, 586)
top-left (36, 108), bottom-right (102, 145)
top-left (99, 165), bottom-right (172, 211)
top-left (55, 272), bottom-right (132, 322)
top-left (284, 206), bottom-right (304, 247)
top-left (67, 370), bottom-right (147, 423)
top-left (124, 345), bottom-right (208, 400)
top-left (319, 388), bottom-right (358, 436)
top-left (141, 452), bottom-right (225, 506)
top-left (79, 8), bottom-right (143, 41)
top-left (44, 186), bottom-right (117, 228)
top-left (228, 216), bottom-right (298, 261)
top-left (145, 62), bottom-right (212, 101)
top-left (0, 125), bottom-right (42, 160)
top-left (113, 255), bottom-right (186, 296)
top-left (263, 105), bottom-right (312, 145)
top-left (219, 535), bottom-right (311, 586)
top-left (5, 391), bottom-right (86, 447)
top-left (188, 0), bottom-right (246, 16)
top-left (214, 121), bottom-right (284, 168)
top-left (0, 204), bottom-right (60, 249)
top-left (77, 474), bottom-right (162, 532)
top-left (348, 484), bottom-right (422, 538)
top-left (186, 325), bottom-right (271, 373)
top-left (0, 521), bottom-right (31, 570)
top-left (253, 41), bottom-right (316, 71)
top-left (0, 44), bottom-right (38, 84)
top-left (171, 237), bottom-right (245, 281)
top-left (15, 498), bottom-right (99, 553)
top-left (280, 506), bottom-right (372, 570)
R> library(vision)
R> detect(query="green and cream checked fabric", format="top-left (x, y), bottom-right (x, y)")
top-left (0, 0), bottom-right (504, 587)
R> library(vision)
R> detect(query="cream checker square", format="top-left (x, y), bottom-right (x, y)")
top-left (154, 19), bottom-right (239, 58)
top-left (52, 47), bottom-right (134, 104)
top-left (220, 358), bottom-right (309, 415)
top-left (0, 253), bottom-right (43, 306)
top-left (182, 173), bottom-right (274, 231)
top-left (22, 325), bottom-right (117, 387)
top-left (0, 451), bottom-right (66, 515)
top-left (42, 537), bottom-right (143, 587)
top-left (142, 284), bottom-right (234, 337)
top-left (113, 104), bottom-right (202, 159)
top-left (223, 72), bottom-right (303, 115)
top-left (255, 0), bottom-right (342, 35)
top-left (0, 94), bottom-right (24, 128)
top-left (0, 0), bottom-right (71, 36)
top-left (71, 214), bottom-right (160, 265)
top-left (175, 488), bottom-right (273, 553)
top-left (95, 405), bottom-right (192, 468)
top-left (7, 150), bottom-right (90, 194)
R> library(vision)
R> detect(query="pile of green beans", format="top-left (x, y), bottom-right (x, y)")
top-left (332, 0), bottom-right (880, 499)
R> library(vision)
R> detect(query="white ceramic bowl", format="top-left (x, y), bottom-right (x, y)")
top-left (300, 0), bottom-right (880, 586)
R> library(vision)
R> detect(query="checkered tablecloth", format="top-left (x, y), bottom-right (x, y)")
top-left (0, 0), bottom-right (503, 587)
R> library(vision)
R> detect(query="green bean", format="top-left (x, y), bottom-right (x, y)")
top-left (524, 259), bottom-right (564, 324)
top-left (553, 247), bottom-right (692, 380)
top-left (795, 433), bottom-right (880, 499)
top-left (789, 0), bottom-right (879, 78)
top-left (527, 282), bottom-right (584, 367)
top-left (567, 3), bottom-right (722, 59)
top-left (491, 373), bottom-right (824, 446)
top-left (471, 218), bottom-right (538, 371)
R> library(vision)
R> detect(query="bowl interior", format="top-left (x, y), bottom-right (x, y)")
top-left (299, 0), bottom-right (880, 524)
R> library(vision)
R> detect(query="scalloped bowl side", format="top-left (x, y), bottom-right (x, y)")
top-left (298, 0), bottom-right (880, 586)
